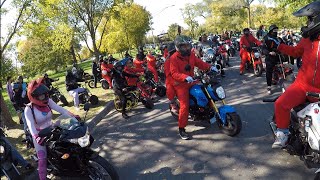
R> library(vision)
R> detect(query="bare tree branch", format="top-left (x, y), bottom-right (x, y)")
top-left (0, 0), bottom-right (8, 9)
top-left (98, 19), bottom-right (108, 49)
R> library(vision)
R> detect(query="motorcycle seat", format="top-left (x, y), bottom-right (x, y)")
top-left (293, 102), bottom-right (310, 113)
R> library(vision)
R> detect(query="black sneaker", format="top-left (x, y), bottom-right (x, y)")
top-left (122, 112), bottom-right (130, 119)
top-left (179, 128), bottom-right (190, 140)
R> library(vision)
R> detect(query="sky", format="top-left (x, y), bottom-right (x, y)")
top-left (134, 0), bottom-right (204, 36)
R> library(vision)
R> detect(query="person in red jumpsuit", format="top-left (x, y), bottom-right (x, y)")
top-left (101, 58), bottom-right (114, 89)
top-left (124, 58), bottom-right (144, 87)
top-left (146, 51), bottom-right (159, 83)
top-left (170, 35), bottom-right (217, 140)
top-left (164, 42), bottom-right (177, 113)
top-left (268, 1), bottom-right (320, 148)
top-left (163, 45), bottom-right (169, 58)
top-left (239, 28), bottom-right (262, 75)
top-left (133, 53), bottom-right (145, 70)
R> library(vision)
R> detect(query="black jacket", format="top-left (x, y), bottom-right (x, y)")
top-left (112, 68), bottom-right (138, 90)
top-left (92, 62), bottom-right (99, 75)
top-left (65, 73), bottom-right (84, 91)
top-left (262, 34), bottom-right (284, 63)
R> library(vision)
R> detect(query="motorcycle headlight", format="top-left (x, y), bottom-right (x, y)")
top-left (0, 145), bottom-right (4, 154)
top-left (78, 134), bottom-right (90, 147)
top-left (254, 52), bottom-right (260, 58)
top-left (216, 86), bottom-right (226, 99)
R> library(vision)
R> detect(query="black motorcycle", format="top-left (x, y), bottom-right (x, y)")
top-left (79, 83), bottom-right (99, 105)
top-left (0, 129), bottom-right (22, 180)
top-left (50, 86), bottom-right (68, 106)
top-left (35, 105), bottom-right (119, 180)
top-left (87, 73), bottom-right (110, 90)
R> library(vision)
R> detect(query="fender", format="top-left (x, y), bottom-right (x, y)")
top-left (218, 105), bottom-right (236, 124)
top-left (253, 59), bottom-right (262, 66)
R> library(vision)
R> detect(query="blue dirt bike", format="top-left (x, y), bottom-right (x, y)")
top-left (169, 71), bottom-right (242, 136)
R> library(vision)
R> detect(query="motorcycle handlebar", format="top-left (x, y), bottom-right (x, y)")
top-left (306, 92), bottom-right (320, 99)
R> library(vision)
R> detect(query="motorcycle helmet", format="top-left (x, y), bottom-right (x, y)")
top-left (243, 28), bottom-right (250, 35)
top-left (174, 35), bottom-right (192, 57)
top-left (27, 78), bottom-right (50, 106)
top-left (268, 24), bottom-right (279, 32)
top-left (268, 24), bottom-right (279, 37)
top-left (293, 1), bottom-right (320, 39)
top-left (43, 73), bottom-right (48, 78)
top-left (113, 61), bottom-right (124, 71)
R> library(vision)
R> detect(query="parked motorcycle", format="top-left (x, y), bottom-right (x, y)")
top-left (0, 129), bottom-right (21, 180)
top-left (263, 92), bottom-right (320, 180)
top-left (50, 86), bottom-right (68, 106)
top-left (169, 70), bottom-right (242, 136)
top-left (225, 40), bottom-right (236, 57)
top-left (79, 83), bottom-right (99, 105)
top-left (246, 47), bottom-right (263, 77)
top-left (218, 42), bottom-right (230, 68)
top-left (87, 73), bottom-right (110, 90)
top-left (34, 105), bottom-right (119, 180)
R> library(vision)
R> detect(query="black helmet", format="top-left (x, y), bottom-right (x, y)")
top-left (243, 28), bottom-right (250, 33)
top-left (174, 35), bottom-right (192, 56)
top-left (43, 73), bottom-right (48, 77)
top-left (268, 24), bottom-right (279, 32)
top-left (293, 1), bottom-right (320, 39)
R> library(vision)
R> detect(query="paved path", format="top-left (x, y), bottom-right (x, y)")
top-left (91, 56), bottom-right (315, 180)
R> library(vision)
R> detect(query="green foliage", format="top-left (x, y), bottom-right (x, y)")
top-left (181, 3), bottom-right (199, 38)
top-left (167, 23), bottom-right (180, 40)
top-left (0, 56), bottom-right (16, 84)
top-left (100, 3), bottom-right (150, 54)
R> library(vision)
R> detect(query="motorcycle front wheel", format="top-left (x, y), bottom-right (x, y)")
top-left (87, 155), bottom-right (119, 180)
top-left (254, 63), bottom-right (263, 77)
top-left (220, 112), bottom-right (242, 137)
top-left (88, 79), bottom-right (95, 89)
top-left (155, 85), bottom-right (166, 97)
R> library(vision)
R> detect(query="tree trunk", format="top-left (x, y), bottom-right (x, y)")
top-left (247, 6), bottom-right (251, 28)
top-left (0, 93), bottom-right (16, 128)
top-left (70, 45), bottom-right (77, 64)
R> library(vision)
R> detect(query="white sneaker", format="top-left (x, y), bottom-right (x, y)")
top-left (267, 86), bottom-right (272, 95)
top-left (272, 131), bottom-right (288, 149)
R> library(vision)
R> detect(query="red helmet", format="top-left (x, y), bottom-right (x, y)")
top-left (27, 78), bottom-right (50, 106)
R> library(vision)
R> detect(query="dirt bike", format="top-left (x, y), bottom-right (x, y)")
top-left (169, 71), bottom-right (242, 136)
top-left (218, 42), bottom-right (230, 68)
top-left (272, 54), bottom-right (295, 92)
top-left (263, 92), bottom-right (320, 180)
top-left (0, 129), bottom-right (22, 180)
top-left (245, 47), bottom-right (263, 77)
top-left (114, 85), bottom-right (154, 112)
top-left (33, 105), bottom-right (119, 180)
top-left (87, 73), bottom-right (110, 90)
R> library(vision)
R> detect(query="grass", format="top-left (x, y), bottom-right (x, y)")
top-left (1, 59), bottom-right (115, 164)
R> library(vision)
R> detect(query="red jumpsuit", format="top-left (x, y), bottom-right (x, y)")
top-left (239, 34), bottom-right (262, 73)
top-left (146, 54), bottom-right (159, 83)
top-left (170, 51), bottom-right (211, 128)
top-left (164, 56), bottom-right (175, 101)
top-left (133, 58), bottom-right (145, 69)
top-left (123, 66), bottom-right (144, 86)
top-left (101, 62), bottom-right (113, 88)
top-left (275, 37), bottom-right (320, 129)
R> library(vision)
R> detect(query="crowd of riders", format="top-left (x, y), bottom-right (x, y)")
top-left (2, 1), bottom-right (319, 179)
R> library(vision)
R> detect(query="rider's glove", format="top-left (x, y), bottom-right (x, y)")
top-left (185, 76), bottom-right (194, 83)
top-left (210, 66), bottom-right (219, 72)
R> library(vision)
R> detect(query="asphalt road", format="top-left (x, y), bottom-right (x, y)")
top-left (90, 56), bottom-right (315, 180)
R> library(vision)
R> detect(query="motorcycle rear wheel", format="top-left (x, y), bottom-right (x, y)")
top-left (88, 80), bottom-right (95, 89)
top-left (101, 81), bottom-right (109, 90)
top-left (155, 86), bottom-right (166, 97)
top-left (220, 113), bottom-right (242, 137)
top-left (87, 155), bottom-right (119, 180)
top-left (143, 98), bottom-right (154, 109)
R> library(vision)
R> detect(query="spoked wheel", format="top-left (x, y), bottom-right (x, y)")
top-left (254, 64), bottom-right (263, 77)
top-left (114, 96), bottom-right (122, 112)
top-left (88, 80), bottom-right (95, 88)
top-left (220, 113), bottom-right (242, 136)
top-left (87, 155), bottom-right (119, 180)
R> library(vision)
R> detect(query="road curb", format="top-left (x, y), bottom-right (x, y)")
top-left (87, 100), bottom-right (114, 131)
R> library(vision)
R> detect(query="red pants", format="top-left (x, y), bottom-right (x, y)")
top-left (165, 82), bottom-right (176, 101)
top-left (173, 84), bottom-right (192, 128)
top-left (239, 50), bottom-right (250, 72)
top-left (275, 81), bottom-right (320, 129)
top-left (149, 67), bottom-right (159, 83)
top-left (102, 75), bottom-right (112, 89)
